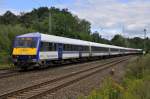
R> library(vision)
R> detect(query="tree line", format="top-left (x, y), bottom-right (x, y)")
top-left (0, 7), bottom-right (149, 63)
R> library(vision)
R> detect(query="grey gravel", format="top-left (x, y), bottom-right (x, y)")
top-left (0, 58), bottom-right (117, 95)
top-left (40, 56), bottom-right (138, 99)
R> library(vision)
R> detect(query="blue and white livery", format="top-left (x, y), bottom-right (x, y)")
top-left (12, 32), bottom-right (142, 69)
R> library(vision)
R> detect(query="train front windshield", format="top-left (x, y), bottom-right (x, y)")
top-left (14, 38), bottom-right (38, 48)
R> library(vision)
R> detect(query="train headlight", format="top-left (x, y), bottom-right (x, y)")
top-left (32, 59), bottom-right (36, 62)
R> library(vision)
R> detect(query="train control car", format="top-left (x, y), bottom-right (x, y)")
top-left (12, 32), bottom-right (142, 69)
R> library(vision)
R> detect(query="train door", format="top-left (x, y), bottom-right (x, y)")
top-left (57, 43), bottom-right (63, 60)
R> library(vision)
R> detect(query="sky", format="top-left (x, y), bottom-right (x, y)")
top-left (0, 0), bottom-right (150, 39)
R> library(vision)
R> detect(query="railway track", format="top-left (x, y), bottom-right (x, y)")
top-left (0, 57), bottom-right (129, 99)
top-left (0, 56), bottom-right (121, 79)
top-left (0, 70), bottom-right (20, 79)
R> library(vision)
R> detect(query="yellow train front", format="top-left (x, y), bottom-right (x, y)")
top-left (12, 33), bottom-right (40, 69)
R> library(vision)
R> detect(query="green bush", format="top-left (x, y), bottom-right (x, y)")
top-left (80, 55), bottom-right (150, 99)
top-left (0, 52), bottom-right (11, 63)
top-left (125, 55), bottom-right (150, 79)
top-left (0, 51), bottom-right (14, 69)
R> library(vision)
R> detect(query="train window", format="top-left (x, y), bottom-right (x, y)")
top-left (81, 46), bottom-right (89, 51)
top-left (72, 45), bottom-right (75, 51)
top-left (49, 43), bottom-right (56, 51)
top-left (64, 44), bottom-right (67, 51)
top-left (63, 44), bottom-right (89, 52)
top-left (14, 38), bottom-right (37, 48)
top-left (71, 45), bottom-right (73, 51)
top-left (63, 44), bottom-right (66, 51)
top-left (40, 42), bottom-right (48, 51)
top-left (49, 43), bottom-right (53, 51)
top-left (91, 46), bottom-right (109, 52)
top-left (63, 44), bottom-right (70, 51)
top-left (64, 44), bottom-right (69, 51)
top-left (82, 46), bottom-right (85, 51)
top-left (63, 44), bottom-right (80, 51)
top-left (40, 42), bottom-right (57, 51)
top-left (100, 47), bottom-right (109, 52)
top-left (74, 45), bottom-right (79, 51)
top-left (53, 43), bottom-right (57, 51)
top-left (86, 46), bottom-right (89, 51)
top-left (78, 46), bottom-right (82, 51)
top-left (120, 49), bottom-right (125, 52)
top-left (84, 46), bottom-right (86, 51)
top-left (110, 48), bottom-right (119, 52)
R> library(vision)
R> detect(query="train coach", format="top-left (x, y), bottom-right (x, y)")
top-left (12, 32), bottom-right (142, 69)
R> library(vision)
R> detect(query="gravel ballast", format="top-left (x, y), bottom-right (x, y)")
top-left (39, 56), bottom-right (137, 99)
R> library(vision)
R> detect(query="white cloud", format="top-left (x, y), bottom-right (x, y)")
top-left (0, 0), bottom-right (150, 39)
top-left (62, 0), bottom-right (150, 39)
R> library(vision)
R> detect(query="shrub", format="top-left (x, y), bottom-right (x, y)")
top-left (0, 51), bottom-right (11, 64)
top-left (80, 55), bottom-right (150, 99)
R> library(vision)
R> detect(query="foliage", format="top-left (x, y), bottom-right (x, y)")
top-left (0, 7), bottom-right (150, 65)
top-left (80, 55), bottom-right (150, 99)
top-left (111, 35), bottom-right (150, 52)
top-left (111, 35), bottom-right (129, 47)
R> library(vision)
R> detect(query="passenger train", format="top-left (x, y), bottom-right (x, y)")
top-left (12, 32), bottom-right (142, 69)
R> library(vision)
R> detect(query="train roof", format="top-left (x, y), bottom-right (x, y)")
top-left (16, 32), bottom-right (142, 51)
top-left (16, 33), bottom-right (41, 38)
top-left (41, 33), bottom-right (90, 46)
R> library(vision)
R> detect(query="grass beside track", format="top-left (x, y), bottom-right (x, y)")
top-left (79, 55), bottom-right (150, 99)
top-left (0, 64), bottom-right (14, 70)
